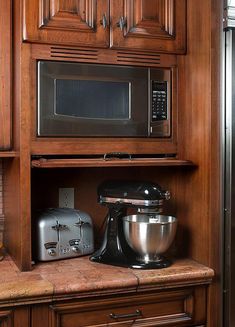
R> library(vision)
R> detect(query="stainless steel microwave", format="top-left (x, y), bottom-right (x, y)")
top-left (37, 61), bottom-right (172, 138)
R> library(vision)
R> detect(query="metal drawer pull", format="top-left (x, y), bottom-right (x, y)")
top-left (109, 309), bottom-right (142, 320)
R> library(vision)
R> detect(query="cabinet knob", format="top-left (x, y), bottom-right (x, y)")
top-left (100, 14), bottom-right (108, 29)
top-left (117, 17), bottom-right (127, 31)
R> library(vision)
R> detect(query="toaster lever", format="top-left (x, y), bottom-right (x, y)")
top-left (74, 221), bottom-right (90, 227)
top-left (51, 223), bottom-right (69, 231)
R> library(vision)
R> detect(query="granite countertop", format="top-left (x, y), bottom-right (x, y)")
top-left (0, 255), bottom-right (214, 308)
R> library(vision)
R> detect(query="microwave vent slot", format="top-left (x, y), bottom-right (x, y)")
top-left (117, 51), bottom-right (161, 66)
top-left (50, 47), bottom-right (98, 62)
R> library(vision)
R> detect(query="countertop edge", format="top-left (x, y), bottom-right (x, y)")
top-left (0, 257), bottom-right (215, 308)
top-left (0, 276), bottom-right (214, 308)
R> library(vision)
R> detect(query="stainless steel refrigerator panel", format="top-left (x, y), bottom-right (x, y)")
top-left (224, 29), bottom-right (235, 327)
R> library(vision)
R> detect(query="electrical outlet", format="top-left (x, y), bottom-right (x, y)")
top-left (59, 188), bottom-right (74, 209)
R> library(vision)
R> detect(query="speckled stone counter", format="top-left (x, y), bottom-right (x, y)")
top-left (0, 255), bottom-right (214, 307)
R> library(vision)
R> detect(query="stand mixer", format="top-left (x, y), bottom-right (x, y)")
top-left (90, 181), bottom-right (177, 269)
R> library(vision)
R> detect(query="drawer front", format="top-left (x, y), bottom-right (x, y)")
top-left (0, 310), bottom-right (13, 327)
top-left (49, 286), bottom-right (207, 327)
top-left (0, 307), bottom-right (30, 327)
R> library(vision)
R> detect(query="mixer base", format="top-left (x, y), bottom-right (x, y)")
top-left (90, 252), bottom-right (171, 269)
top-left (130, 257), bottom-right (171, 269)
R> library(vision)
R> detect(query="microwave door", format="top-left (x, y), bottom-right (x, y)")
top-left (37, 61), bottom-right (148, 137)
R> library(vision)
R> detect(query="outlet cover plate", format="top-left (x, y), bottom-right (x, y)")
top-left (59, 188), bottom-right (74, 209)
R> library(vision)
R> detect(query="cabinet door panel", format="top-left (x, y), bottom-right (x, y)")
top-left (23, 0), bottom-right (109, 47)
top-left (40, 0), bottom-right (96, 31)
top-left (111, 0), bottom-right (186, 54)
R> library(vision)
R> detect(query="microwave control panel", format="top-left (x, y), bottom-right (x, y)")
top-left (149, 68), bottom-right (171, 138)
top-left (151, 81), bottom-right (168, 121)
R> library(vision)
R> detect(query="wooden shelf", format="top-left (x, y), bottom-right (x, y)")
top-left (31, 157), bottom-right (195, 168)
top-left (0, 151), bottom-right (18, 158)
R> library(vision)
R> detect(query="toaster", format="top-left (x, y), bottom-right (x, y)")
top-left (35, 208), bottom-right (94, 261)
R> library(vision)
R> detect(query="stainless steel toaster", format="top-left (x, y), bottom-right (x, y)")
top-left (35, 208), bottom-right (94, 261)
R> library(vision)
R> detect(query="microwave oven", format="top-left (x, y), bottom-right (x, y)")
top-left (37, 61), bottom-right (172, 138)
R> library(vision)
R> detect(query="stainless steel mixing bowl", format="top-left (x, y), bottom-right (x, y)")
top-left (123, 214), bottom-right (177, 263)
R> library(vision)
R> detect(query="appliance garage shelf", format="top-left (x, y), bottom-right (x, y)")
top-left (31, 157), bottom-right (195, 168)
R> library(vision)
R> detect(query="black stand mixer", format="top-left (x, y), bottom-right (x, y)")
top-left (90, 181), bottom-right (177, 269)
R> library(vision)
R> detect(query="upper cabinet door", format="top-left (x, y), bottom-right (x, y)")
top-left (110, 0), bottom-right (186, 54)
top-left (23, 0), bottom-right (110, 48)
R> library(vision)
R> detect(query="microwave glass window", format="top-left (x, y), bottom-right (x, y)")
top-left (54, 79), bottom-right (131, 120)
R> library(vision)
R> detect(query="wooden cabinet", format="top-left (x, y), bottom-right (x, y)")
top-left (110, 0), bottom-right (186, 53)
top-left (23, 0), bottom-right (186, 54)
top-left (31, 286), bottom-right (207, 327)
top-left (0, 307), bottom-right (29, 327)
top-left (1, 0), bottom-right (222, 325)
top-left (0, 310), bottom-right (12, 327)
top-left (23, 0), bottom-right (110, 48)
top-left (0, 0), bottom-right (12, 150)
top-left (0, 285), bottom-right (208, 326)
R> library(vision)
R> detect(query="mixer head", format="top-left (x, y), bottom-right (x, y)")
top-left (98, 180), bottom-right (170, 210)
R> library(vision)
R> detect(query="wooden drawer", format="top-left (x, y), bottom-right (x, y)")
top-left (48, 286), bottom-right (207, 327)
top-left (0, 307), bottom-right (30, 327)
top-left (0, 310), bottom-right (13, 327)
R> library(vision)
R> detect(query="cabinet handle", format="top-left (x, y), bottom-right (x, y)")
top-left (109, 309), bottom-right (142, 320)
top-left (100, 14), bottom-right (108, 29)
top-left (104, 152), bottom-right (132, 160)
top-left (117, 16), bottom-right (127, 31)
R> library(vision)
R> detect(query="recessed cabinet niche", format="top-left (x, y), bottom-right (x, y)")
top-left (23, 0), bottom-right (186, 54)
top-left (30, 165), bottom-right (187, 261)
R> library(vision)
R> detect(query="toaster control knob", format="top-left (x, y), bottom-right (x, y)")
top-left (72, 246), bottom-right (80, 253)
top-left (47, 249), bottom-right (56, 256)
